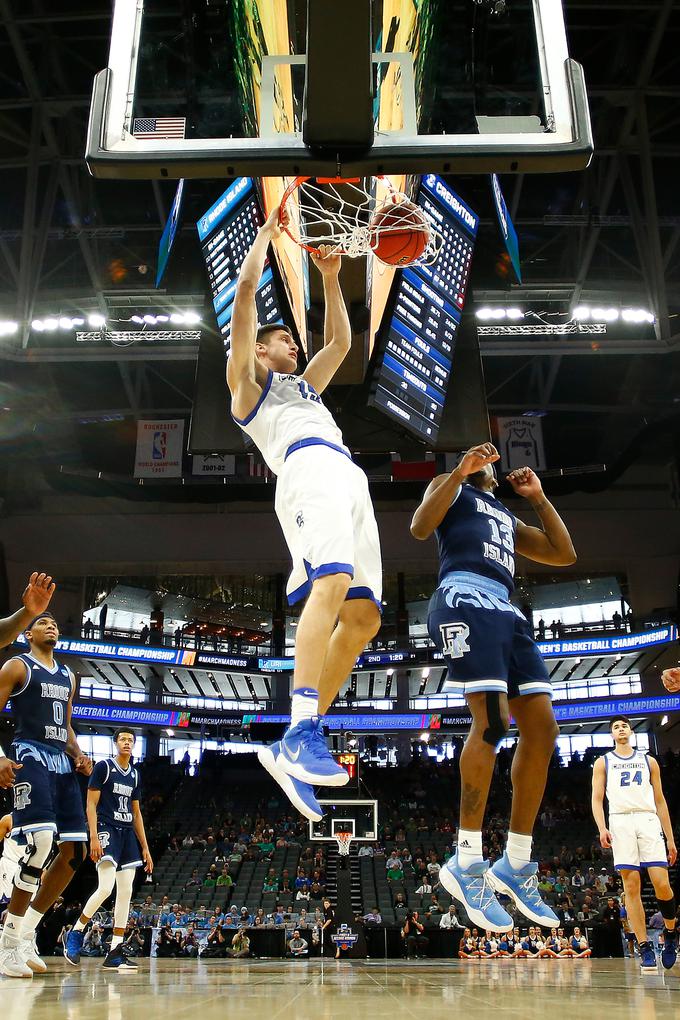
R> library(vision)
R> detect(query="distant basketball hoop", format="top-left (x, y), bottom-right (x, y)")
top-left (335, 831), bottom-right (353, 857)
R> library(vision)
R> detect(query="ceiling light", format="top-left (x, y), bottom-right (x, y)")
top-left (88, 313), bottom-right (106, 328)
top-left (131, 315), bottom-right (144, 324)
top-left (419, 732), bottom-right (430, 742)
top-left (31, 319), bottom-right (45, 331)
top-left (143, 314), bottom-right (157, 325)
top-left (573, 306), bottom-right (590, 321)
top-left (505, 308), bottom-right (524, 320)
top-left (183, 311), bottom-right (201, 325)
top-left (488, 308), bottom-right (506, 320)
top-left (601, 308), bottom-right (619, 322)
top-left (476, 308), bottom-right (493, 321)
top-left (170, 312), bottom-right (185, 324)
top-left (58, 317), bottom-right (73, 330)
top-left (43, 318), bottom-right (59, 330)
top-left (0, 321), bottom-right (18, 335)
top-left (156, 314), bottom-right (169, 323)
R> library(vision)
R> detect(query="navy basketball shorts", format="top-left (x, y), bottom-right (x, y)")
top-left (427, 571), bottom-right (551, 700)
top-left (97, 824), bottom-right (143, 871)
top-left (10, 741), bottom-right (87, 842)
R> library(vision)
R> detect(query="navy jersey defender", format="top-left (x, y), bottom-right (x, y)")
top-left (65, 729), bottom-right (153, 971)
top-left (88, 754), bottom-right (142, 871)
top-left (0, 610), bottom-right (92, 979)
top-left (411, 443), bottom-right (576, 935)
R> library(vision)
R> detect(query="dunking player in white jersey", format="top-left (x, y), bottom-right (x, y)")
top-left (228, 204), bottom-right (382, 822)
top-left (592, 716), bottom-right (677, 972)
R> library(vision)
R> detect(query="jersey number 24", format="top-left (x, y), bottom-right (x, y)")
top-left (619, 771), bottom-right (643, 787)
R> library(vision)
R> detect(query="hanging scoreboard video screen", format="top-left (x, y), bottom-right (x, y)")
top-left (368, 174), bottom-right (478, 442)
top-left (197, 177), bottom-right (285, 347)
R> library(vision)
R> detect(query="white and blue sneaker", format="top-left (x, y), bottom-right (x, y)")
top-left (63, 928), bottom-right (84, 967)
top-left (487, 853), bottom-right (559, 927)
top-left (276, 718), bottom-right (349, 787)
top-left (438, 854), bottom-right (513, 933)
top-left (639, 941), bottom-right (658, 972)
top-left (258, 741), bottom-right (324, 822)
top-left (661, 929), bottom-right (678, 970)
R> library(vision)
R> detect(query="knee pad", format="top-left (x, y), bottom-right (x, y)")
top-left (482, 693), bottom-right (509, 748)
top-left (15, 829), bottom-right (54, 893)
top-left (62, 840), bottom-right (87, 872)
top-left (657, 895), bottom-right (676, 922)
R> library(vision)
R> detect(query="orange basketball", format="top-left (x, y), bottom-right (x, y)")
top-left (369, 201), bottom-right (430, 266)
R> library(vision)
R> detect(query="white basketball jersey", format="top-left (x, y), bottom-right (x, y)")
top-left (233, 370), bottom-right (348, 475)
top-left (605, 749), bottom-right (656, 814)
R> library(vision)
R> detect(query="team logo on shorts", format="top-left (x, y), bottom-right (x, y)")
top-left (295, 511), bottom-right (304, 528)
top-left (98, 831), bottom-right (111, 849)
top-left (439, 622), bottom-right (471, 658)
top-left (13, 783), bottom-right (32, 811)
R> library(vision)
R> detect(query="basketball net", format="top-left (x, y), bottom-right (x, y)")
top-left (335, 831), bottom-right (353, 857)
top-left (279, 175), bottom-right (443, 266)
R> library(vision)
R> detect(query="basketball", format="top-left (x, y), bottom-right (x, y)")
top-left (369, 201), bottom-right (430, 266)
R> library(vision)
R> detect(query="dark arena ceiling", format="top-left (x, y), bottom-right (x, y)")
top-left (0, 0), bottom-right (678, 501)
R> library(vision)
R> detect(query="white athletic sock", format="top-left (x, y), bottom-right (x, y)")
top-left (110, 935), bottom-right (123, 951)
top-left (290, 688), bottom-right (319, 727)
top-left (0, 912), bottom-right (24, 947)
top-left (456, 829), bottom-right (483, 869)
top-left (20, 906), bottom-right (44, 939)
top-left (72, 919), bottom-right (87, 933)
top-left (505, 831), bottom-right (533, 871)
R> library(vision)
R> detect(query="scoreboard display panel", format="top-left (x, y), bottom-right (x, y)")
top-left (369, 174), bottom-right (479, 442)
top-left (197, 177), bottom-right (285, 347)
top-left (330, 750), bottom-right (360, 790)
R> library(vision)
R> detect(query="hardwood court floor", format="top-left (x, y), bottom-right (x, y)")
top-left (3, 958), bottom-right (678, 1019)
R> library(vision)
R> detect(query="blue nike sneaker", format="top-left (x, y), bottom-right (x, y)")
top-left (639, 941), bottom-right (658, 972)
top-left (487, 853), bottom-right (559, 927)
top-left (258, 741), bottom-right (323, 822)
top-left (63, 928), bottom-right (84, 967)
top-left (276, 718), bottom-right (349, 787)
top-left (438, 854), bottom-right (513, 933)
top-left (661, 929), bottom-right (677, 970)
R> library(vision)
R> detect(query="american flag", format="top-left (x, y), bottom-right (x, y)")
top-left (132, 117), bottom-right (186, 140)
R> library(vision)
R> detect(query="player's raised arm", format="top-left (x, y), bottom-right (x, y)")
top-left (227, 204), bottom-right (287, 400)
top-left (509, 468), bottom-right (577, 566)
top-left (302, 248), bottom-right (352, 394)
top-left (410, 444), bottom-right (500, 540)
top-left (0, 572), bottom-right (56, 649)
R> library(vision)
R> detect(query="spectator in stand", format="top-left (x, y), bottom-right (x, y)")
top-left (394, 892), bottom-right (407, 910)
top-left (226, 928), bottom-right (250, 959)
top-left (294, 867), bottom-right (308, 889)
top-left (439, 905), bottom-right (460, 929)
top-left (571, 868), bottom-right (585, 891)
top-left (184, 869), bottom-right (201, 891)
top-left (286, 930), bottom-right (309, 958)
top-left (386, 850), bottom-right (401, 871)
top-left (239, 907), bottom-right (252, 926)
top-left (402, 911), bottom-right (428, 959)
top-left (597, 897), bottom-right (624, 958)
top-left (458, 928), bottom-right (479, 959)
top-left (415, 878), bottom-right (432, 897)
top-left (594, 870), bottom-right (609, 897)
top-left (296, 884), bottom-right (311, 903)
top-left (357, 844), bottom-right (374, 858)
top-left (427, 853), bottom-right (441, 880)
top-left (263, 868), bottom-right (280, 892)
top-left (387, 860), bottom-right (405, 884)
top-left (309, 880), bottom-right (324, 899)
top-left (156, 924), bottom-right (180, 958)
top-left (427, 893), bottom-right (443, 915)
top-left (217, 867), bottom-right (233, 893)
top-left (280, 876), bottom-right (294, 898)
top-left (182, 834), bottom-right (194, 849)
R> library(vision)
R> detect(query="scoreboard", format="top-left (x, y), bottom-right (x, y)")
top-left (369, 174), bottom-right (478, 442)
top-left (330, 750), bottom-right (360, 790)
top-left (197, 177), bottom-right (285, 347)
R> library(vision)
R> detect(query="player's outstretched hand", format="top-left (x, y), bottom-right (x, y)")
top-left (0, 757), bottom-right (21, 789)
top-left (90, 835), bottom-right (103, 864)
top-left (599, 828), bottom-right (613, 850)
top-left (507, 466), bottom-right (543, 500)
top-left (457, 443), bottom-right (500, 477)
top-left (22, 572), bottom-right (56, 617)
top-left (661, 667), bottom-right (680, 693)
top-left (262, 202), bottom-right (287, 240)
top-left (668, 841), bottom-right (678, 867)
top-left (311, 244), bottom-right (341, 276)
top-left (143, 847), bottom-right (154, 874)
top-left (75, 754), bottom-right (93, 777)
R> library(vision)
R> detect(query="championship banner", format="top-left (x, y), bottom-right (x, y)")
top-left (495, 415), bottom-right (546, 472)
top-left (134, 419), bottom-right (184, 477)
top-left (192, 453), bottom-right (236, 476)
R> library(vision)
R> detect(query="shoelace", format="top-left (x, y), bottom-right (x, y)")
top-left (518, 872), bottom-right (543, 904)
top-left (465, 871), bottom-right (497, 910)
top-left (300, 722), bottom-right (335, 762)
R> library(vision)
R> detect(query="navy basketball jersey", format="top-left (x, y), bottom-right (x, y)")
top-left (10, 653), bottom-right (74, 751)
top-left (89, 758), bottom-right (140, 828)
top-left (435, 484), bottom-right (517, 593)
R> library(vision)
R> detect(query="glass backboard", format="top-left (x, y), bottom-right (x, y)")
top-left (86, 0), bottom-right (592, 180)
top-left (309, 800), bottom-right (379, 843)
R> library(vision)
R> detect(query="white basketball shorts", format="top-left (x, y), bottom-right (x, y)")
top-left (610, 811), bottom-right (668, 871)
top-left (275, 442), bottom-right (382, 609)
